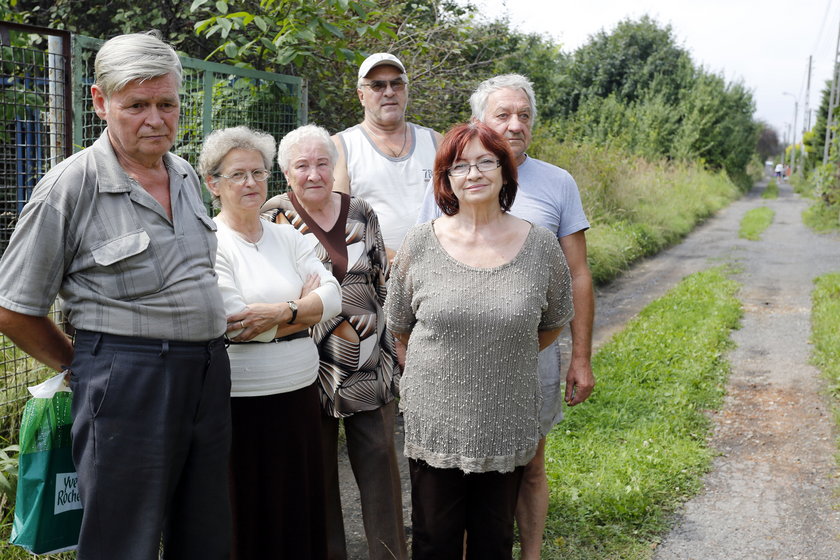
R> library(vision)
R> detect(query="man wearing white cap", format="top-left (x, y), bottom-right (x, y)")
top-left (332, 53), bottom-right (442, 261)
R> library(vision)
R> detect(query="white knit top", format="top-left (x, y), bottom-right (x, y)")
top-left (385, 221), bottom-right (573, 473)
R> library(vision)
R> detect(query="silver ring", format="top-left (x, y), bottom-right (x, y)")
top-left (240, 320), bottom-right (245, 329)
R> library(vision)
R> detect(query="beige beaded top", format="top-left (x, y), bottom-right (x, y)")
top-left (385, 221), bottom-right (573, 473)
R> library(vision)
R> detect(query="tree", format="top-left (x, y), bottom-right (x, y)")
top-left (190, 0), bottom-right (525, 133)
top-left (755, 122), bottom-right (781, 163)
top-left (8, 0), bottom-right (216, 56)
top-left (563, 16), bottom-right (694, 115)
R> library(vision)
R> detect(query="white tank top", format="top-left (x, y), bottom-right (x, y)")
top-left (339, 123), bottom-right (437, 251)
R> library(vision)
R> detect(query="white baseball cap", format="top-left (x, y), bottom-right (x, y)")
top-left (358, 53), bottom-right (406, 79)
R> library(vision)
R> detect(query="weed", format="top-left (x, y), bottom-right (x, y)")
top-left (812, 274), bottom-right (840, 400)
top-left (803, 202), bottom-right (840, 233)
top-left (530, 135), bottom-right (740, 284)
top-left (762, 180), bottom-right (778, 199)
top-left (739, 207), bottom-right (774, 240)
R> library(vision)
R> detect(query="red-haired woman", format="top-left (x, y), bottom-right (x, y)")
top-left (385, 122), bottom-right (574, 560)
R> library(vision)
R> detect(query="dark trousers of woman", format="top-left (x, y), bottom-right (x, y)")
top-left (408, 458), bottom-right (525, 560)
top-left (321, 400), bottom-right (407, 560)
top-left (229, 382), bottom-right (327, 560)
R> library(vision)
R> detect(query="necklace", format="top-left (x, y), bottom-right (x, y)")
top-left (221, 216), bottom-right (263, 249)
top-left (364, 122), bottom-right (409, 158)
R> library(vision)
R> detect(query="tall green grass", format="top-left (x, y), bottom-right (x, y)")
top-left (530, 134), bottom-right (741, 284)
top-left (790, 168), bottom-right (840, 233)
top-left (812, 273), bottom-right (840, 403)
top-left (803, 203), bottom-right (840, 233)
top-left (537, 267), bottom-right (742, 559)
top-left (738, 207), bottom-right (774, 240)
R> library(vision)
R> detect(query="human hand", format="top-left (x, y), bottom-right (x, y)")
top-left (300, 273), bottom-right (320, 298)
top-left (226, 303), bottom-right (282, 342)
top-left (564, 359), bottom-right (595, 406)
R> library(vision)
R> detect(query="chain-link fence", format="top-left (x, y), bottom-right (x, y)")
top-left (0, 22), bottom-right (306, 435)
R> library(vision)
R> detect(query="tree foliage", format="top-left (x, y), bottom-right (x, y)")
top-left (552, 17), bottom-right (757, 185)
top-left (8, 0), bottom-right (215, 56)
top-left (756, 122), bottom-right (781, 163)
top-left (563, 16), bottom-right (694, 114)
top-left (1, 1), bottom-right (763, 179)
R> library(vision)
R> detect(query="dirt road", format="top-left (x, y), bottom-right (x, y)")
top-left (651, 179), bottom-right (840, 559)
top-left (338, 177), bottom-right (840, 559)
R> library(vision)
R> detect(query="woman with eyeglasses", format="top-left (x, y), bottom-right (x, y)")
top-left (198, 126), bottom-right (341, 560)
top-left (262, 124), bottom-right (406, 560)
top-left (384, 122), bottom-right (574, 560)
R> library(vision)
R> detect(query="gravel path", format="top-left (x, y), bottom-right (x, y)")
top-left (651, 179), bottom-right (840, 559)
top-left (338, 176), bottom-right (840, 559)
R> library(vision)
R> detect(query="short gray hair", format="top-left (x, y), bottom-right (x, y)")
top-left (198, 126), bottom-right (276, 178)
top-left (277, 124), bottom-right (338, 172)
top-left (94, 31), bottom-right (182, 99)
top-left (198, 126), bottom-right (276, 207)
top-left (469, 74), bottom-right (538, 125)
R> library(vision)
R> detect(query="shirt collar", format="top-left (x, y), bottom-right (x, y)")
top-left (92, 128), bottom-right (187, 193)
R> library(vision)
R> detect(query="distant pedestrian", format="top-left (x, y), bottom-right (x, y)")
top-left (774, 163), bottom-right (783, 179)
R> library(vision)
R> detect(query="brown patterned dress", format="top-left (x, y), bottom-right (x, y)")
top-left (262, 192), bottom-right (400, 417)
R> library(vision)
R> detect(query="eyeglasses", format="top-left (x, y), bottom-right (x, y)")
top-left (360, 79), bottom-right (407, 93)
top-left (448, 158), bottom-right (501, 177)
top-left (215, 169), bottom-right (271, 184)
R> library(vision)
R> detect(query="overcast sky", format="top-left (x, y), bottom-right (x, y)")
top-left (466, 0), bottom-right (839, 143)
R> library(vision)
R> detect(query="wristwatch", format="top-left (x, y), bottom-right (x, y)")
top-left (286, 300), bottom-right (298, 324)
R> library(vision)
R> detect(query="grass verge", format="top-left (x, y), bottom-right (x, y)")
top-left (530, 135), bottom-right (742, 284)
top-left (812, 273), bottom-right (840, 419)
top-left (537, 266), bottom-right (742, 560)
top-left (738, 206), bottom-right (775, 240)
top-left (803, 202), bottom-right (840, 233)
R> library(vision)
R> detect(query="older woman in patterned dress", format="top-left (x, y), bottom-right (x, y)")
top-left (262, 124), bottom-right (406, 560)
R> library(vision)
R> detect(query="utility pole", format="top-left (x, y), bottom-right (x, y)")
top-left (784, 92), bottom-right (798, 173)
top-left (802, 56), bottom-right (811, 175)
top-left (805, 56), bottom-right (813, 130)
top-left (824, 21), bottom-right (840, 164)
top-left (791, 100), bottom-right (799, 173)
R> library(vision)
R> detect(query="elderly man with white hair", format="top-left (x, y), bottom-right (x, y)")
top-left (0, 32), bottom-right (232, 560)
top-left (417, 73), bottom-right (595, 560)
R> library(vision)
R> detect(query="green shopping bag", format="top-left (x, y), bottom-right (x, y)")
top-left (10, 374), bottom-right (82, 554)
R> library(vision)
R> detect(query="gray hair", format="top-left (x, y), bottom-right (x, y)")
top-left (198, 126), bottom-right (276, 207)
top-left (94, 31), bottom-right (182, 99)
top-left (356, 73), bottom-right (409, 90)
top-left (198, 126), bottom-right (276, 177)
top-left (277, 124), bottom-right (338, 172)
top-left (469, 74), bottom-right (538, 125)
